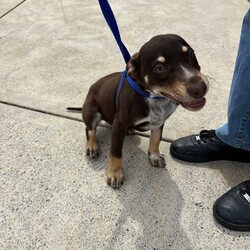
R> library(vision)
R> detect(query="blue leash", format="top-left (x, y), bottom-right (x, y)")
top-left (98, 0), bottom-right (131, 64)
top-left (98, 0), bottom-right (164, 108)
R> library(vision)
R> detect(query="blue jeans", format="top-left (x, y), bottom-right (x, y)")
top-left (216, 9), bottom-right (250, 151)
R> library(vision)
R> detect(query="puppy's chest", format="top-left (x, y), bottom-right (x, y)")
top-left (134, 98), bottom-right (178, 131)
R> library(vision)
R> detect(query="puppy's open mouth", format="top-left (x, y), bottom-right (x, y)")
top-left (180, 97), bottom-right (206, 111)
top-left (160, 92), bottom-right (206, 111)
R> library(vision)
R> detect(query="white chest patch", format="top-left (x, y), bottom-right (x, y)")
top-left (134, 98), bottom-right (178, 131)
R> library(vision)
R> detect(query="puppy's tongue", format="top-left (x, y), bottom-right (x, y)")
top-left (181, 97), bottom-right (206, 111)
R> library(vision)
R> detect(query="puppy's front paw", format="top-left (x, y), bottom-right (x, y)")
top-left (106, 169), bottom-right (124, 189)
top-left (86, 146), bottom-right (99, 159)
top-left (148, 152), bottom-right (166, 168)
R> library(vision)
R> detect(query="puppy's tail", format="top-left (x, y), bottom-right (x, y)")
top-left (66, 107), bottom-right (82, 112)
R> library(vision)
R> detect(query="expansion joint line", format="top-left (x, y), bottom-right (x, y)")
top-left (0, 0), bottom-right (27, 19)
top-left (0, 100), bottom-right (172, 142)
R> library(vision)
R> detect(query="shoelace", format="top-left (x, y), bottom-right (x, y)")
top-left (196, 130), bottom-right (218, 144)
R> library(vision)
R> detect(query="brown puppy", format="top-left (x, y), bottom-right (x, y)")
top-left (69, 34), bottom-right (209, 188)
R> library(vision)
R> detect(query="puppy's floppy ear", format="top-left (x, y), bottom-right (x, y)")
top-left (126, 52), bottom-right (139, 77)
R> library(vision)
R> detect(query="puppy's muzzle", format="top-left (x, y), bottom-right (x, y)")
top-left (186, 76), bottom-right (207, 99)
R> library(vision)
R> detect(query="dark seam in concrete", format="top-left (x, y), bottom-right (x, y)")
top-left (0, 0), bottom-right (27, 19)
top-left (0, 100), bottom-right (173, 142)
top-left (0, 100), bottom-right (84, 123)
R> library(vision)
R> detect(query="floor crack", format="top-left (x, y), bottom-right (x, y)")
top-left (0, 0), bottom-right (27, 19)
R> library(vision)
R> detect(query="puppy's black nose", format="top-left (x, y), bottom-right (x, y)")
top-left (186, 78), bottom-right (207, 99)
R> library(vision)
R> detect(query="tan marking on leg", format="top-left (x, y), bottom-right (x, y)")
top-left (107, 154), bottom-right (124, 188)
top-left (148, 128), bottom-right (165, 167)
top-left (86, 130), bottom-right (99, 158)
top-left (148, 128), bottom-right (162, 154)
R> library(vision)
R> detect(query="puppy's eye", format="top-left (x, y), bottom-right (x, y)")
top-left (154, 64), bottom-right (167, 73)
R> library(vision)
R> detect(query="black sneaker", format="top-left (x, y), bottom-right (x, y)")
top-left (213, 181), bottom-right (250, 231)
top-left (170, 130), bottom-right (250, 163)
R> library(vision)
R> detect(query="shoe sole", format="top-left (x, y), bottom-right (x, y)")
top-left (213, 202), bottom-right (250, 231)
top-left (170, 145), bottom-right (250, 163)
top-left (170, 146), bottom-right (216, 162)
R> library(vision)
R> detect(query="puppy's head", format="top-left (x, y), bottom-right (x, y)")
top-left (126, 34), bottom-right (209, 111)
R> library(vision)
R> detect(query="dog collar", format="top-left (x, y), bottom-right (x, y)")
top-left (116, 70), bottom-right (164, 108)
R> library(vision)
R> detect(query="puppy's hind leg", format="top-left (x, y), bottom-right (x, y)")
top-left (82, 96), bottom-right (102, 159)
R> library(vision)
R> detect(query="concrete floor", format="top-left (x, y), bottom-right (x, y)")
top-left (0, 0), bottom-right (250, 249)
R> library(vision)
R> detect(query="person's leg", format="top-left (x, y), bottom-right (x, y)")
top-left (170, 9), bottom-right (250, 162)
top-left (170, 8), bottom-right (250, 231)
top-left (213, 10), bottom-right (250, 231)
top-left (216, 8), bottom-right (250, 151)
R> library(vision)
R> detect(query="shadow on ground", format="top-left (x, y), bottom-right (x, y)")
top-left (86, 127), bottom-right (193, 249)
